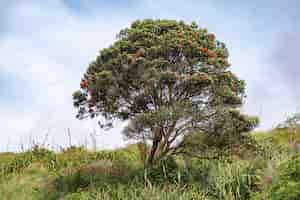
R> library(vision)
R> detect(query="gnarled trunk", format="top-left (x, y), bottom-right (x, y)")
top-left (147, 128), bottom-right (163, 164)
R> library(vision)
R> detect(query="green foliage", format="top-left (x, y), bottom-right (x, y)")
top-left (55, 170), bottom-right (90, 193)
top-left (253, 128), bottom-right (300, 155)
top-left (63, 184), bottom-right (210, 200)
top-left (277, 112), bottom-right (300, 131)
top-left (0, 144), bottom-right (141, 180)
top-left (184, 159), bottom-right (259, 200)
top-left (184, 130), bottom-right (260, 160)
top-left (142, 156), bottom-right (189, 184)
top-left (207, 161), bottom-right (258, 200)
top-left (256, 154), bottom-right (300, 200)
top-left (1, 135), bottom-right (298, 200)
top-left (73, 19), bottom-right (258, 165)
top-left (3, 115), bottom-right (300, 200)
top-left (0, 145), bottom-right (260, 200)
top-left (0, 164), bottom-right (59, 200)
top-left (0, 145), bottom-right (57, 177)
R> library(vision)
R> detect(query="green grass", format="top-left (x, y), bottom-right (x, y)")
top-left (63, 184), bottom-right (211, 200)
top-left (0, 164), bottom-right (59, 200)
top-left (0, 129), bottom-right (300, 200)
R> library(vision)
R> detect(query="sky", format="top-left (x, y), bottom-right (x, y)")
top-left (1, 0), bottom-right (300, 151)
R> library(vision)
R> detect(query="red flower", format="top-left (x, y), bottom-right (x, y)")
top-left (80, 79), bottom-right (88, 89)
top-left (198, 74), bottom-right (209, 81)
top-left (201, 47), bottom-right (208, 53)
top-left (207, 33), bottom-right (215, 40)
top-left (207, 51), bottom-right (216, 57)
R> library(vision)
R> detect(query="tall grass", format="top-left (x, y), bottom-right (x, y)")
top-left (63, 184), bottom-right (211, 200)
top-left (0, 128), bottom-right (299, 200)
top-left (207, 160), bottom-right (257, 200)
top-left (0, 144), bottom-right (140, 179)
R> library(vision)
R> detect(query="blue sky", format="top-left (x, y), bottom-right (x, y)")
top-left (1, 0), bottom-right (300, 151)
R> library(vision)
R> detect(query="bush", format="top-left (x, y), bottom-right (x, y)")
top-left (63, 184), bottom-right (210, 200)
top-left (0, 146), bottom-right (58, 177)
top-left (260, 153), bottom-right (300, 200)
top-left (205, 160), bottom-right (258, 200)
top-left (55, 171), bottom-right (90, 193)
top-left (143, 156), bottom-right (189, 185)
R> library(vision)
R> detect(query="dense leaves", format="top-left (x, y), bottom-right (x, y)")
top-left (255, 153), bottom-right (300, 200)
top-left (73, 19), bottom-right (258, 164)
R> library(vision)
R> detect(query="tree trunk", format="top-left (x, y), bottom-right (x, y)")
top-left (147, 129), bottom-right (162, 164)
top-left (148, 139), bottom-right (159, 164)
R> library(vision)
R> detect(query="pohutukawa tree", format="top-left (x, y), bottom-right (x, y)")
top-left (73, 19), bottom-right (258, 164)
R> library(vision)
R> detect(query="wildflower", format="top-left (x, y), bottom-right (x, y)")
top-left (80, 79), bottom-right (88, 89)
top-left (207, 33), bottom-right (215, 40)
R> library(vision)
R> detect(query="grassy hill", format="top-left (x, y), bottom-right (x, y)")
top-left (0, 128), bottom-right (300, 200)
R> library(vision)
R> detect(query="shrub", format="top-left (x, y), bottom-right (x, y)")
top-left (63, 184), bottom-right (210, 200)
top-left (143, 156), bottom-right (189, 185)
top-left (205, 160), bottom-right (258, 200)
top-left (55, 171), bottom-right (90, 193)
top-left (0, 146), bottom-right (58, 177)
top-left (260, 153), bottom-right (300, 200)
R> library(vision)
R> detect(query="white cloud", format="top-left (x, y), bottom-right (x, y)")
top-left (0, 105), bottom-right (37, 151)
top-left (0, 1), bottom-right (129, 151)
top-left (1, 0), bottom-right (298, 151)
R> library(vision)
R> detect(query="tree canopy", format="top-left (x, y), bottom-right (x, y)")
top-left (73, 19), bottom-right (258, 164)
